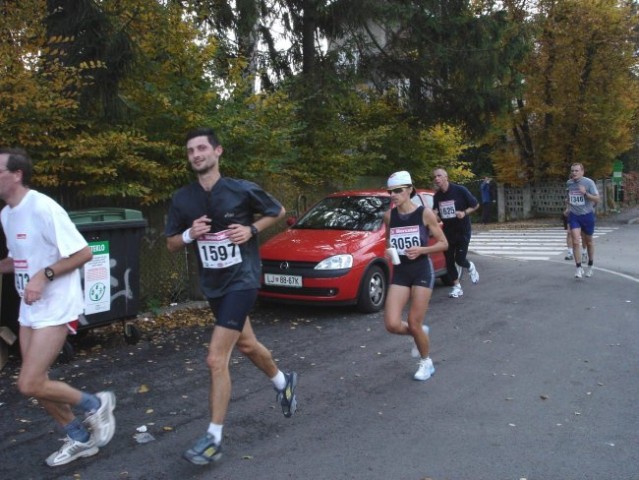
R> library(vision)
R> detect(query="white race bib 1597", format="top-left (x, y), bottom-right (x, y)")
top-left (197, 230), bottom-right (242, 269)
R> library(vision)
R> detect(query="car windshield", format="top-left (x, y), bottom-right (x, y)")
top-left (294, 195), bottom-right (391, 231)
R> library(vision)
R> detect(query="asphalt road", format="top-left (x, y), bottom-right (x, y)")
top-left (1, 212), bottom-right (638, 480)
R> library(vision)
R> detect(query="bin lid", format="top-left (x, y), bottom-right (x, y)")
top-left (69, 208), bottom-right (147, 229)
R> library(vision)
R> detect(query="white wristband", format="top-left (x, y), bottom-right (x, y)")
top-left (182, 229), bottom-right (194, 244)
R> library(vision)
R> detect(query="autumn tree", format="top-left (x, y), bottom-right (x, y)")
top-left (489, 0), bottom-right (639, 184)
top-left (0, 0), bottom-right (83, 155)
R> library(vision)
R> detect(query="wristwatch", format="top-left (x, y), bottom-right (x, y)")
top-left (44, 266), bottom-right (55, 282)
top-left (250, 224), bottom-right (259, 237)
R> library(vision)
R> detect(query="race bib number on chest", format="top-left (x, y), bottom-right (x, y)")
top-left (197, 230), bottom-right (242, 269)
top-left (13, 259), bottom-right (29, 297)
top-left (389, 225), bottom-right (420, 255)
top-left (438, 200), bottom-right (457, 219)
top-left (569, 190), bottom-right (585, 206)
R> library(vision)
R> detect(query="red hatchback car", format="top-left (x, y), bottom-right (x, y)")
top-left (258, 189), bottom-right (450, 312)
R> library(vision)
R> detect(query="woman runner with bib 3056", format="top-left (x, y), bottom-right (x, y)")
top-left (383, 171), bottom-right (448, 381)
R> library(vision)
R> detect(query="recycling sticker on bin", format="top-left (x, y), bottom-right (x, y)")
top-left (84, 241), bottom-right (111, 314)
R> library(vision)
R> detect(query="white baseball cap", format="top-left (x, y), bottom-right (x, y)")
top-left (387, 171), bottom-right (412, 188)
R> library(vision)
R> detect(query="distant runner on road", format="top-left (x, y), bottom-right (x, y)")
top-left (432, 168), bottom-right (480, 298)
top-left (565, 162), bottom-right (599, 279)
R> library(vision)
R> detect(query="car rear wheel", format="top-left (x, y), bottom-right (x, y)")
top-left (439, 272), bottom-right (454, 286)
top-left (357, 265), bottom-right (387, 313)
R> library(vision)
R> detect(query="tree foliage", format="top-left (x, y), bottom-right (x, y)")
top-left (0, 0), bottom-right (83, 154)
top-left (2, 0), bottom-right (638, 204)
top-left (489, 0), bottom-right (639, 185)
top-left (319, 0), bottom-right (530, 138)
top-left (1, 0), bottom-right (218, 203)
top-left (45, 0), bottom-right (135, 122)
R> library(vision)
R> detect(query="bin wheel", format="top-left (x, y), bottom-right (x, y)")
top-left (59, 340), bottom-right (74, 363)
top-left (124, 324), bottom-right (140, 345)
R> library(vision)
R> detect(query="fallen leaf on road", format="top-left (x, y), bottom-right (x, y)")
top-left (137, 384), bottom-right (149, 393)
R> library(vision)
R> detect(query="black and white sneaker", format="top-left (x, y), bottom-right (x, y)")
top-left (468, 262), bottom-right (479, 284)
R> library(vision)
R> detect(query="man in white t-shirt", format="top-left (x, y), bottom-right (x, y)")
top-left (0, 148), bottom-right (117, 467)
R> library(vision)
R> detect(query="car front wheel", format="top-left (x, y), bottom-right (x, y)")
top-left (357, 265), bottom-right (387, 313)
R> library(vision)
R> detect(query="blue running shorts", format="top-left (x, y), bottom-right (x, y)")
top-left (568, 211), bottom-right (595, 236)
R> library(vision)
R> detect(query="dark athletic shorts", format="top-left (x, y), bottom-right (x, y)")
top-left (207, 289), bottom-right (258, 332)
top-left (391, 257), bottom-right (435, 290)
top-left (568, 211), bottom-right (595, 236)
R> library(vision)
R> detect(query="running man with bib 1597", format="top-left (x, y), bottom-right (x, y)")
top-left (165, 127), bottom-right (298, 467)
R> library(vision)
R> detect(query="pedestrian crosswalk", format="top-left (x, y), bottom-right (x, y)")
top-left (469, 226), bottom-right (617, 261)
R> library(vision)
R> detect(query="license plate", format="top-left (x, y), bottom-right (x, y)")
top-left (264, 273), bottom-right (303, 288)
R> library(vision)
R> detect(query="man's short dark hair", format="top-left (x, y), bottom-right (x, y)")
top-left (0, 147), bottom-right (33, 187)
top-left (185, 127), bottom-right (220, 148)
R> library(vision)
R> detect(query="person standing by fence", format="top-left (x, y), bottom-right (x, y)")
top-left (480, 176), bottom-right (495, 224)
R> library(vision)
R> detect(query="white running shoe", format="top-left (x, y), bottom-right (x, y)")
top-left (411, 325), bottom-right (430, 358)
top-left (448, 284), bottom-right (463, 298)
top-left (46, 436), bottom-right (99, 467)
top-left (585, 266), bottom-right (593, 278)
top-left (468, 261), bottom-right (479, 284)
top-left (575, 267), bottom-right (584, 279)
top-left (84, 391), bottom-right (116, 448)
top-left (413, 357), bottom-right (435, 381)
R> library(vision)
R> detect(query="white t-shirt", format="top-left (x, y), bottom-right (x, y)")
top-left (0, 190), bottom-right (88, 328)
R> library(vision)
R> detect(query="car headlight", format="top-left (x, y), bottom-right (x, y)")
top-left (315, 254), bottom-right (353, 270)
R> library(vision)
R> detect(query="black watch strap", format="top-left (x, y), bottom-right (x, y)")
top-left (250, 225), bottom-right (259, 237)
top-left (44, 267), bottom-right (55, 281)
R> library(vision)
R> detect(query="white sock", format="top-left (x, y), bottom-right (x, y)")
top-left (271, 370), bottom-right (286, 391)
top-left (207, 423), bottom-right (223, 444)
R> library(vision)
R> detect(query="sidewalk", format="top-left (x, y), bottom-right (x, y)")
top-left (474, 204), bottom-right (639, 231)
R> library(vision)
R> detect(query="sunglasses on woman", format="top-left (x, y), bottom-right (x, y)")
top-left (387, 187), bottom-right (406, 195)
